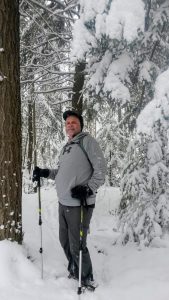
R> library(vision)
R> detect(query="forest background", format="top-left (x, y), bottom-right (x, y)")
top-left (1, 0), bottom-right (169, 247)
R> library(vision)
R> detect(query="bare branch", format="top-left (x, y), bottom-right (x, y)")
top-left (34, 86), bottom-right (73, 94)
top-left (26, 0), bottom-right (74, 21)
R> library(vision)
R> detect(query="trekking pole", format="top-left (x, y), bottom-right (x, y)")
top-left (37, 177), bottom-right (44, 279)
top-left (77, 204), bottom-right (84, 295)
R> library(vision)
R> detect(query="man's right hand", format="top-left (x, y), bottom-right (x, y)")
top-left (32, 166), bottom-right (49, 182)
top-left (71, 185), bottom-right (93, 206)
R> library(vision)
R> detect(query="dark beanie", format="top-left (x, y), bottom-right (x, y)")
top-left (63, 110), bottom-right (84, 131)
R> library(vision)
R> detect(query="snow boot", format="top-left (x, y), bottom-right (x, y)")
top-left (81, 275), bottom-right (98, 291)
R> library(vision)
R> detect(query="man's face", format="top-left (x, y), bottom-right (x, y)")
top-left (65, 116), bottom-right (81, 139)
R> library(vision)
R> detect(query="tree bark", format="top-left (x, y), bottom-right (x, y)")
top-left (0, 0), bottom-right (22, 243)
top-left (27, 97), bottom-right (33, 173)
top-left (72, 61), bottom-right (85, 114)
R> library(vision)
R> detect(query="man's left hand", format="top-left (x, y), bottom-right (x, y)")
top-left (71, 185), bottom-right (93, 206)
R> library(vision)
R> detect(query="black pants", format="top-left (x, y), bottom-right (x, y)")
top-left (59, 203), bottom-right (93, 280)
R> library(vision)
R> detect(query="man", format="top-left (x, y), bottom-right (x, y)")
top-left (33, 110), bottom-right (106, 288)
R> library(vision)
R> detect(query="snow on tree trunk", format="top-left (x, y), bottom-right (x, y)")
top-left (119, 69), bottom-right (169, 246)
top-left (0, 0), bottom-right (22, 243)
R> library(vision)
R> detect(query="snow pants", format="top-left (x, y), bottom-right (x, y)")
top-left (59, 203), bottom-right (93, 280)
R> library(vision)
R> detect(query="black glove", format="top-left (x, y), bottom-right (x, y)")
top-left (32, 166), bottom-right (49, 182)
top-left (71, 185), bottom-right (93, 206)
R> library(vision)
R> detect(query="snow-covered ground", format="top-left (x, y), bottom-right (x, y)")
top-left (1, 186), bottom-right (169, 300)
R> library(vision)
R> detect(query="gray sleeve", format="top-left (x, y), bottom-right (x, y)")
top-left (83, 135), bottom-right (107, 192)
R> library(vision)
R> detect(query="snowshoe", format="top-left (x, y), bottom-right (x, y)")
top-left (81, 278), bottom-right (98, 291)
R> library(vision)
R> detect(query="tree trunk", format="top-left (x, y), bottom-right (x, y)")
top-left (0, 0), bottom-right (22, 243)
top-left (27, 84), bottom-right (37, 174)
top-left (72, 61), bottom-right (85, 114)
top-left (27, 97), bottom-right (33, 173)
top-left (33, 99), bottom-right (37, 167)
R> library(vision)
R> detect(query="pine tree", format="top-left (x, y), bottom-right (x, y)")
top-left (71, 0), bottom-right (169, 185)
top-left (119, 69), bottom-right (169, 246)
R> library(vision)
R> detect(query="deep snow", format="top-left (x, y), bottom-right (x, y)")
top-left (1, 186), bottom-right (169, 300)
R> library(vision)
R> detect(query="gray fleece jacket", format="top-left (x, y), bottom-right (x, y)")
top-left (48, 132), bottom-right (106, 206)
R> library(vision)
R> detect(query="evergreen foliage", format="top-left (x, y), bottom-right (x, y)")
top-left (119, 69), bottom-right (169, 246)
top-left (72, 0), bottom-right (169, 185)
